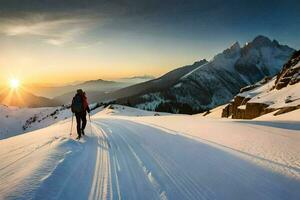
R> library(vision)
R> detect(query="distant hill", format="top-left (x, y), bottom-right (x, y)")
top-left (117, 75), bottom-right (155, 83)
top-left (27, 76), bottom-right (154, 100)
top-left (26, 79), bottom-right (126, 99)
top-left (53, 90), bottom-right (107, 105)
top-left (0, 89), bottom-right (60, 108)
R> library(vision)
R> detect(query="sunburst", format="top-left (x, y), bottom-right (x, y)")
top-left (9, 78), bottom-right (20, 89)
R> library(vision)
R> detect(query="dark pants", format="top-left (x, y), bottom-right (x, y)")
top-left (75, 112), bottom-right (87, 137)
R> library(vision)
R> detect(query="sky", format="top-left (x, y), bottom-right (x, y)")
top-left (0, 0), bottom-right (299, 86)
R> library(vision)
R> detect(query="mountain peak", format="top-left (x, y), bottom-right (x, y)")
top-left (241, 35), bottom-right (295, 56)
top-left (81, 79), bottom-right (116, 85)
top-left (192, 59), bottom-right (208, 66)
top-left (250, 35), bottom-right (273, 47)
top-left (230, 41), bottom-right (241, 50)
top-left (221, 41), bottom-right (241, 58)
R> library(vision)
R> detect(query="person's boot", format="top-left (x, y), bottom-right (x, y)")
top-left (81, 129), bottom-right (85, 136)
top-left (76, 135), bottom-right (81, 140)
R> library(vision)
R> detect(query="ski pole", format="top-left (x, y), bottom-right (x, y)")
top-left (70, 113), bottom-right (74, 136)
top-left (88, 113), bottom-right (93, 135)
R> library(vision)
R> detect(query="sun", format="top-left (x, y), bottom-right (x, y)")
top-left (9, 78), bottom-right (20, 89)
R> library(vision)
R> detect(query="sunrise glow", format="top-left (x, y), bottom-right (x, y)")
top-left (9, 78), bottom-right (20, 89)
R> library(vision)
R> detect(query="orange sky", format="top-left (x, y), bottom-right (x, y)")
top-left (0, 36), bottom-right (215, 87)
top-left (0, 52), bottom-right (196, 86)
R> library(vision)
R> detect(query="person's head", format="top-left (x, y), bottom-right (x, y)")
top-left (77, 89), bottom-right (84, 95)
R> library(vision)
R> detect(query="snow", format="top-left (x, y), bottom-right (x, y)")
top-left (199, 105), bottom-right (226, 118)
top-left (210, 45), bottom-right (241, 72)
top-left (173, 82), bottom-right (182, 88)
top-left (237, 105), bottom-right (246, 109)
top-left (133, 115), bottom-right (300, 179)
top-left (135, 93), bottom-right (169, 111)
top-left (100, 105), bottom-right (169, 117)
top-left (0, 104), bottom-right (104, 140)
top-left (237, 73), bottom-right (300, 111)
top-left (292, 61), bottom-right (300, 70)
top-left (0, 105), bottom-right (72, 139)
top-left (238, 78), bottom-right (276, 98)
top-left (245, 79), bottom-right (300, 109)
top-left (0, 105), bottom-right (300, 199)
top-left (256, 108), bottom-right (300, 121)
top-left (180, 62), bottom-right (209, 79)
top-left (258, 46), bottom-right (290, 74)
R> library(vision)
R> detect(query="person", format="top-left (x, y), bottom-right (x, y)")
top-left (71, 89), bottom-right (90, 139)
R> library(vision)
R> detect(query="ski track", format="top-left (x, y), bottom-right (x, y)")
top-left (1, 118), bottom-right (300, 200)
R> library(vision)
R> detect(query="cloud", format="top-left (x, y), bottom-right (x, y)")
top-left (0, 14), bottom-right (96, 46)
top-left (75, 40), bottom-right (103, 49)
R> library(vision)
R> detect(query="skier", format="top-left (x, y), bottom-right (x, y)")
top-left (71, 89), bottom-right (90, 139)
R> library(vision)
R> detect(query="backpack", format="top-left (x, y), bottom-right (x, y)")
top-left (71, 94), bottom-right (83, 113)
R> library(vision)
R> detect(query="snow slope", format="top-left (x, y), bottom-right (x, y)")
top-left (237, 72), bottom-right (300, 110)
top-left (0, 104), bottom-right (105, 140)
top-left (256, 108), bottom-right (300, 121)
top-left (0, 105), bottom-right (299, 199)
top-left (248, 79), bottom-right (300, 109)
top-left (100, 105), bottom-right (170, 117)
top-left (0, 105), bottom-right (72, 140)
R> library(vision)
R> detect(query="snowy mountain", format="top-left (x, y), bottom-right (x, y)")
top-left (116, 35), bottom-right (294, 114)
top-left (110, 60), bottom-right (208, 107)
top-left (222, 49), bottom-right (300, 119)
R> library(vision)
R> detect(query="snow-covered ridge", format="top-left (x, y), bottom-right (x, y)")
top-left (180, 62), bottom-right (209, 79)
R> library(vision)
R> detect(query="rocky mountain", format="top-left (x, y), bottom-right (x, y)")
top-left (0, 89), bottom-right (60, 108)
top-left (222, 50), bottom-right (300, 119)
top-left (116, 35), bottom-right (295, 114)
